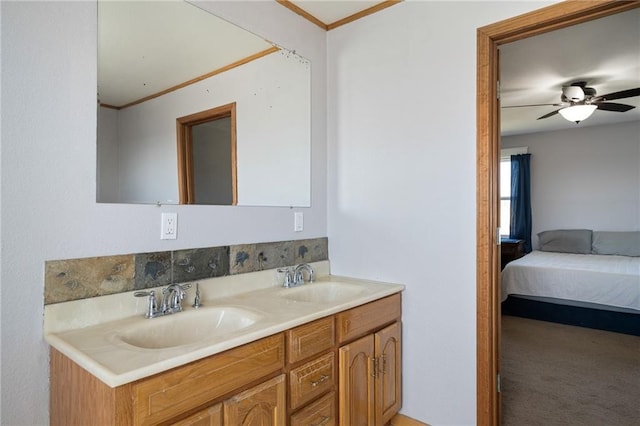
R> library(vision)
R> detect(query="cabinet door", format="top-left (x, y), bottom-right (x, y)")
top-left (339, 335), bottom-right (375, 426)
top-left (223, 374), bottom-right (286, 426)
top-left (171, 404), bottom-right (222, 426)
top-left (375, 322), bottom-right (402, 426)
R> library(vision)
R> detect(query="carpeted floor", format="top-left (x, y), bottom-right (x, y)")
top-left (501, 315), bottom-right (640, 426)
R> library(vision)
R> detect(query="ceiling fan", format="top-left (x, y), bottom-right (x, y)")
top-left (503, 81), bottom-right (640, 123)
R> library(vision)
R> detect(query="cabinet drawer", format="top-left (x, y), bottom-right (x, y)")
top-left (287, 317), bottom-right (335, 364)
top-left (132, 334), bottom-right (284, 426)
top-left (336, 293), bottom-right (401, 344)
top-left (291, 391), bottom-right (336, 426)
top-left (289, 352), bottom-right (335, 410)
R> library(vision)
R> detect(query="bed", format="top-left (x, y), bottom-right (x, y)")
top-left (501, 229), bottom-right (640, 335)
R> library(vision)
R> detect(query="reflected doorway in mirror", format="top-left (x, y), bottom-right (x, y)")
top-left (177, 103), bottom-right (237, 205)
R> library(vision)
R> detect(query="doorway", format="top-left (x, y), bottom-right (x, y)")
top-left (176, 102), bottom-right (238, 205)
top-left (475, 1), bottom-right (640, 425)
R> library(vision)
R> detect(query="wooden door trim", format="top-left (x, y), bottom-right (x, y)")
top-left (176, 102), bottom-right (237, 205)
top-left (476, 1), bottom-right (640, 425)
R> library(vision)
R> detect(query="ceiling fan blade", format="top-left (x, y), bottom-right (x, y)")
top-left (591, 87), bottom-right (640, 102)
top-left (595, 102), bottom-right (636, 112)
top-left (502, 103), bottom-right (564, 109)
top-left (537, 109), bottom-right (560, 120)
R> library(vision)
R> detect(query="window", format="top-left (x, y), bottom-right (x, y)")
top-left (500, 147), bottom-right (528, 237)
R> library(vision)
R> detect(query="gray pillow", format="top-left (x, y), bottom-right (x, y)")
top-left (592, 231), bottom-right (640, 257)
top-left (538, 229), bottom-right (592, 254)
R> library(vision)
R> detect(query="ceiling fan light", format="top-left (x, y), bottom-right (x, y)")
top-left (558, 104), bottom-right (597, 123)
top-left (562, 86), bottom-right (585, 102)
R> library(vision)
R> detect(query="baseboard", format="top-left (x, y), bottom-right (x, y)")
top-left (390, 413), bottom-right (430, 426)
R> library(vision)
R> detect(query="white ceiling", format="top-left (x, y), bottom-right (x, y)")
top-left (500, 8), bottom-right (640, 136)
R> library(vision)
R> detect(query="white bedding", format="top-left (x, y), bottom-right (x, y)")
top-left (501, 251), bottom-right (640, 312)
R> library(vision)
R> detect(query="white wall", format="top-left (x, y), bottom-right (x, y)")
top-left (502, 121), bottom-right (640, 248)
top-left (0, 1), bottom-right (326, 424)
top-left (326, 1), bottom-right (554, 424)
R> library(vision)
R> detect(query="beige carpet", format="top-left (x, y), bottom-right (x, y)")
top-left (501, 315), bottom-right (640, 426)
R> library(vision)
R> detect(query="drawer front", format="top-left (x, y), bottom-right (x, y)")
top-left (291, 391), bottom-right (336, 426)
top-left (336, 293), bottom-right (401, 344)
top-left (502, 245), bottom-right (516, 255)
top-left (289, 352), bottom-right (335, 410)
top-left (133, 334), bottom-right (284, 426)
top-left (287, 317), bottom-right (335, 364)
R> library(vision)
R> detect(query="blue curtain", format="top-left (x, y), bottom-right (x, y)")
top-left (509, 154), bottom-right (532, 253)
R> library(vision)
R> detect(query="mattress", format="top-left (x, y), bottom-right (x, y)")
top-left (501, 251), bottom-right (640, 312)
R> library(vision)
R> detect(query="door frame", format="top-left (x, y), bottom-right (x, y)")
top-left (176, 102), bottom-right (238, 205)
top-left (475, 1), bottom-right (640, 424)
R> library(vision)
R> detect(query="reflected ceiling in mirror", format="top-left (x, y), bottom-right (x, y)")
top-left (97, 0), bottom-right (311, 207)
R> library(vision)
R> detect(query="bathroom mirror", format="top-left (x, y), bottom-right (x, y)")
top-left (97, 0), bottom-right (311, 206)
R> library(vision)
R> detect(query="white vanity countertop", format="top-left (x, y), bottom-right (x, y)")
top-left (44, 262), bottom-right (404, 387)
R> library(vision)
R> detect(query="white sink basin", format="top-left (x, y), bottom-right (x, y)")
top-left (113, 306), bottom-right (262, 349)
top-left (280, 282), bottom-right (366, 303)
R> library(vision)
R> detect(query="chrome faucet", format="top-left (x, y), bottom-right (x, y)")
top-left (134, 283), bottom-right (191, 318)
top-left (293, 263), bottom-right (314, 286)
top-left (161, 283), bottom-right (191, 314)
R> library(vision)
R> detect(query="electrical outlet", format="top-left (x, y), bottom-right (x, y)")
top-left (161, 213), bottom-right (177, 240)
top-left (294, 212), bottom-right (303, 232)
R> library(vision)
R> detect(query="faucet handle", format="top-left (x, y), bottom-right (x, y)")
top-left (277, 267), bottom-right (294, 288)
top-left (134, 290), bottom-right (158, 318)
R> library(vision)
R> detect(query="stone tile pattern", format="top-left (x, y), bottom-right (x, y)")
top-left (44, 238), bottom-right (327, 305)
top-left (44, 255), bottom-right (135, 305)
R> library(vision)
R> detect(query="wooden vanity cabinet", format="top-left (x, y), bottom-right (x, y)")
top-left (337, 294), bottom-right (402, 426)
top-left (50, 292), bottom-right (402, 426)
top-left (50, 334), bottom-right (285, 426)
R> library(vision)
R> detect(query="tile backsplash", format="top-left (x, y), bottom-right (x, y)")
top-left (45, 237), bottom-right (328, 305)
